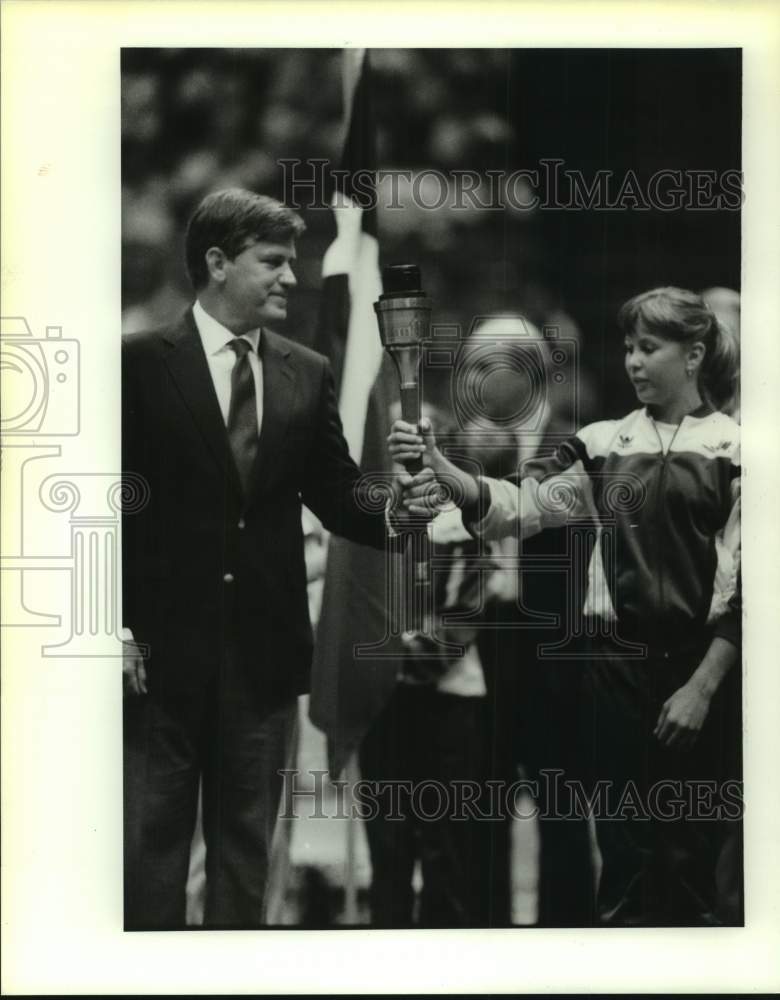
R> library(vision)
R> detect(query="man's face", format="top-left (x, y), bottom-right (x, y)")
top-left (221, 238), bottom-right (297, 331)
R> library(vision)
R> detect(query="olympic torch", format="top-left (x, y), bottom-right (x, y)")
top-left (374, 264), bottom-right (432, 635)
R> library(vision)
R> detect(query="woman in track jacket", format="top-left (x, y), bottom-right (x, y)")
top-left (389, 287), bottom-right (741, 926)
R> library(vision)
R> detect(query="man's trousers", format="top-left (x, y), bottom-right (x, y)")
top-left (123, 648), bottom-right (297, 929)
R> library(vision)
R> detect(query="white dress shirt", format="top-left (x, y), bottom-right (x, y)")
top-left (192, 299), bottom-right (263, 431)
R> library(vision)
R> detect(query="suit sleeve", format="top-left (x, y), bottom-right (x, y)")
top-left (299, 358), bottom-right (387, 550)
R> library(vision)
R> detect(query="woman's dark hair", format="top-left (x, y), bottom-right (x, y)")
top-left (617, 286), bottom-right (739, 412)
top-left (185, 188), bottom-right (306, 290)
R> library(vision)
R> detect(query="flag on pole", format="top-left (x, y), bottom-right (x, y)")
top-left (309, 49), bottom-right (404, 778)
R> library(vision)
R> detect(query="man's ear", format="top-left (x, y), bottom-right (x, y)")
top-left (205, 246), bottom-right (228, 284)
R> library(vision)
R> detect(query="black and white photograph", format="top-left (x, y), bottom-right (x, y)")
top-left (120, 44), bottom-right (743, 931)
top-left (2, 1), bottom-right (780, 994)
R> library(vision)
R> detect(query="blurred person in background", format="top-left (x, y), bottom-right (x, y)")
top-left (701, 287), bottom-right (740, 420)
top-left (358, 406), bottom-right (518, 928)
top-left (700, 284), bottom-right (742, 924)
top-left (391, 287), bottom-right (741, 926)
top-left (452, 315), bottom-right (596, 926)
top-left (121, 188), bottom-right (414, 929)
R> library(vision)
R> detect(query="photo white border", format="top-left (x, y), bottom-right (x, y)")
top-left (2, 0), bottom-right (779, 993)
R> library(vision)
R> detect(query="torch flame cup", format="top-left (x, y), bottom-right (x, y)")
top-left (374, 294), bottom-right (431, 470)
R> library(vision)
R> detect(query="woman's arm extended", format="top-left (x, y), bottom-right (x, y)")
top-left (388, 418), bottom-right (590, 542)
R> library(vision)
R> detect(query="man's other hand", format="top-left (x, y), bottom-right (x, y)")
top-left (122, 627), bottom-right (148, 697)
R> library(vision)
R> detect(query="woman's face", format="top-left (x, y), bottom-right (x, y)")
top-left (623, 322), bottom-right (693, 412)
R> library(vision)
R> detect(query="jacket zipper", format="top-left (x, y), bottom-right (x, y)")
top-left (650, 415), bottom-right (683, 647)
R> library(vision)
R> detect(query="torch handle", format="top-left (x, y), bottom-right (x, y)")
top-left (399, 382), bottom-right (423, 475)
top-left (397, 378), bottom-right (430, 633)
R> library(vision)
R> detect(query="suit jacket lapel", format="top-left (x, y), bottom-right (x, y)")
top-left (163, 309), bottom-right (243, 500)
top-left (249, 329), bottom-right (296, 501)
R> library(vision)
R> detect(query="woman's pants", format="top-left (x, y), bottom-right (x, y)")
top-left (582, 634), bottom-right (742, 926)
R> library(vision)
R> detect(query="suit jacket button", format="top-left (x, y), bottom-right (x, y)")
top-left (223, 572), bottom-right (235, 584)
top-left (237, 518), bottom-right (246, 530)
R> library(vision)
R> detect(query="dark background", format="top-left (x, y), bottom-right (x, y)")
top-left (121, 48), bottom-right (741, 419)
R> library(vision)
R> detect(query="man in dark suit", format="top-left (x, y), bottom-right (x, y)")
top-left (122, 188), bottom-right (402, 929)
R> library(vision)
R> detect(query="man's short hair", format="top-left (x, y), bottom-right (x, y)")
top-left (185, 188), bottom-right (306, 290)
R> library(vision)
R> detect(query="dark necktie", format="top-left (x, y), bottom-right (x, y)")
top-left (227, 337), bottom-right (258, 495)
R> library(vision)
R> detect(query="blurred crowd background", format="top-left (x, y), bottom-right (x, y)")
top-left (122, 47), bottom-right (740, 421)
